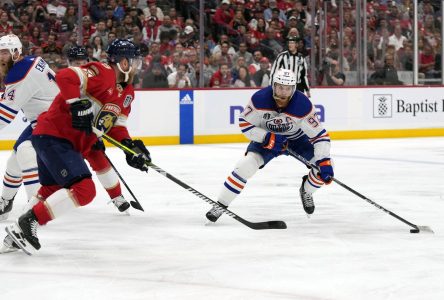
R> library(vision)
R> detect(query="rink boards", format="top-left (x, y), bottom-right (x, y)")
top-left (0, 86), bottom-right (443, 149)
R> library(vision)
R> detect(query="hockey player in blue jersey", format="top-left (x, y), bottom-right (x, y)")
top-left (206, 68), bottom-right (334, 222)
top-left (0, 34), bottom-right (58, 222)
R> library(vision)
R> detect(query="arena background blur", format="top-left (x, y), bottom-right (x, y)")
top-left (0, 0), bottom-right (441, 88)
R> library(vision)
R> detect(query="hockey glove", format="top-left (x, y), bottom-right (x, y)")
top-left (121, 139), bottom-right (151, 172)
top-left (316, 158), bottom-right (334, 184)
top-left (262, 132), bottom-right (288, 153)
top-left (69, 98), bottom-right (94, 135)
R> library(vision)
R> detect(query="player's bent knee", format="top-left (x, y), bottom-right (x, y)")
top-left (16, 140), bottom-right (37, 169)
top-left (234, 152), bottom-right (264, 179)
top-left (70, 178), bottom-right (96, 206)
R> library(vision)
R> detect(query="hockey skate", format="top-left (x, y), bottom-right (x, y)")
top-left (110, 195), bottom-right (130, 213)
top-left (299, 175), bottom-right (315, 215)
top-left (205, 202), bottom-right (227, 223)
top-left (0, 197), bottom-right (14, 221)
top-left (0, 235), bottom-right (19, 254)
top-left (5, 209), bottom-right (41, 256)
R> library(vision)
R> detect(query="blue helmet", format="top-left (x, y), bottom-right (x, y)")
top-left (67, 46), bottom-right (88, 61)
top-left (106, 39), bottom-right (140, 64)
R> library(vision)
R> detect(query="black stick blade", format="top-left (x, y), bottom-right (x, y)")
top-left (242, 220), bottom-right (287, 230)
top-left (130, 201), bottom-right (145, 212)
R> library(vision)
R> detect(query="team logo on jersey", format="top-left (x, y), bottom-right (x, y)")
top-left (95, 103), bottom-right (121, 133)
top-left (373, 94), bottom-right (392, 118)
top-left (265, 118), bottom-right (293, 133)
top-left (123, 95), bottom-right (133, 108)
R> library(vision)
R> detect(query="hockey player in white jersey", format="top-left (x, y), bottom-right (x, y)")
top-left (206, 69), bottom-right (334, 222)
top-left (0, 34), bottom-right (57, 221)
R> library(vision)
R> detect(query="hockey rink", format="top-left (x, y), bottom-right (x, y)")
top-left (0, 137), bottom-right (443, 300)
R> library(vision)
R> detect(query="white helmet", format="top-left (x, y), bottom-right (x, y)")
top-left (272, 68), bottom-right (297, 98)
top-left (0, 34), bottom-right (23, 60)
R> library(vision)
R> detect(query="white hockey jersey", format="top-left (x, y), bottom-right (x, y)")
top-left (239, 86), bottom-right (331, 162)
top-left (0, 56), bottom-right (59, 129)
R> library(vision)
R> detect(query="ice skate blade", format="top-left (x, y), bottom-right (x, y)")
top-left (0, 244), bottom-right (18, 254)
top-left (5, 224), bottom-right (35, 256)
top-left (305, 213), bottom-right (311, 219)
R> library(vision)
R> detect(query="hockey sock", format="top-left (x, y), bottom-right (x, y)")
top-left (218, 152), bottom-right (264, 207)
top-left (2, 172), bottom-right (21, 201)
top-left (96, 167), bottom-right (122, 199)
top-left (16, 141), bottom-right (41, 200)
top-left (2, 152), bottom-right (22, 201)
top-left (33, 179), bottom-right (96, 225)
top-left (304, 168), bottom-right (325, 194)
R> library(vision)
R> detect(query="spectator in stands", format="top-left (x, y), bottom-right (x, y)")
top-left (260, 28), bottom-right (283, 60)
top-left (143, 16), bottom-right (160, 43)
top-left (62, 32), bottom-right (79, 56)
top-left (90, 0), bottom-right (107, 22)
top-left (61, 5), bottom-right (77, 32)
top-left (324, 55), bottom-right (346, 86)
top-left (109, 0), bottom-right (125, 22)
top-left (179, 25), bottom-right (196, 48)
top-left (21, 34), bottom-right (35, 56)
top-left (47, 0), bottom-right (66, 18)
top-left (233, 42), bottom-right (253, 66)
top-left (264, 0), bottom-right (286, 22)
top-left (0, 11), bottom-right (12, 36)
top-left (212, 34), bottom-right (236, 56)
top-left (144, 2), bottom-right (164, 22)
top-left (90, 20), bottom-right (109, 47)
top-left (253, 57), bottom-right (271, 87)
top-left (233, 65), bottom-right (256, 88)
top-left (168, 63), bottom-right (192, 88)
top-left (42, 33), bottom-right (62, 55)
top-left (399, 43), bottom-right (413, 71)
top-left (213, 0), bottom-right (234, 36)
top-left (91, 36), bottom-right (105, 61)
top-left (158, 15), bottom-right (178, 36)
top-left (368, 54), bottom-right (403, 85)
top-left (388, 24), bottom-right (408, 51)
top-left (419, 42), bottom-right (437, 78)
top-left (210, 62), bottom-right (232, 88)
top-left (142, 63), bottom-right (169, 88)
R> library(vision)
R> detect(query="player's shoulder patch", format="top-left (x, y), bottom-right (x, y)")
top-left (251, 86), bottom-right (275, 110)
top-left (285, 90), bottom-right (313, 118)
top-left (4, 56), bottom-right (38, 85)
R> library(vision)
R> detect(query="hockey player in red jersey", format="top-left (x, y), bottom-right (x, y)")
top-left (66, 45), bottom-right (130, 213)
top-left (3, 39), bottom-right (151, 255)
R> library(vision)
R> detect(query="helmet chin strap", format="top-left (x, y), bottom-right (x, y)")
top-left (117, 62), bottom-right (132, 82)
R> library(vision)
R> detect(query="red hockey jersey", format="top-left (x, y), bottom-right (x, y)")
top-left (33, 62), bottom-right (134, 156)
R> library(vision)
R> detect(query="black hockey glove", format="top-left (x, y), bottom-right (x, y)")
top-left (69, 99), bottom-right (94, 135)
top-left (91, 139), bottom-right (105, 152)
top-left (121, 139), bottom-right (151, 172)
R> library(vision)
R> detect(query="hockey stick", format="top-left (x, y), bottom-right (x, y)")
top-left (92, 128), bottom-right (286, 230)
top-left (102, 152), bottom-right (144, 212)
top-left (286, 148), bottom-right (434, 234)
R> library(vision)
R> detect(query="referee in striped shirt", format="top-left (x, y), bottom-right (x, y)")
top-left (269, 36), bottom-right (311, 97)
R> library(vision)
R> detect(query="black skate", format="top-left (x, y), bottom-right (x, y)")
top-left (299, 175), bottom-right (315, 214)
top-left (0, 197), bottom-right (14, 221)
top-left (5, 209), bottom-right (41, 255)
top-left (206, 202), bottom-right (227, 223)
top-left (110, 195), bottom-right (130, 213)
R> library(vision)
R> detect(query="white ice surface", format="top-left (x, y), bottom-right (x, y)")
top-left (0, 137), bottom-right (443, 300)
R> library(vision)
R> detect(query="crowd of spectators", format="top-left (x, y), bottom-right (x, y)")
top-left (0, 0), bottom-right (442, 88)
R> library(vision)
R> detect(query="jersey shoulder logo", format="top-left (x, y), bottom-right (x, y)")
top-left (94, 103), bottom-right (121, 134)
top-left (123, 95), bottom-right (133, 108)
